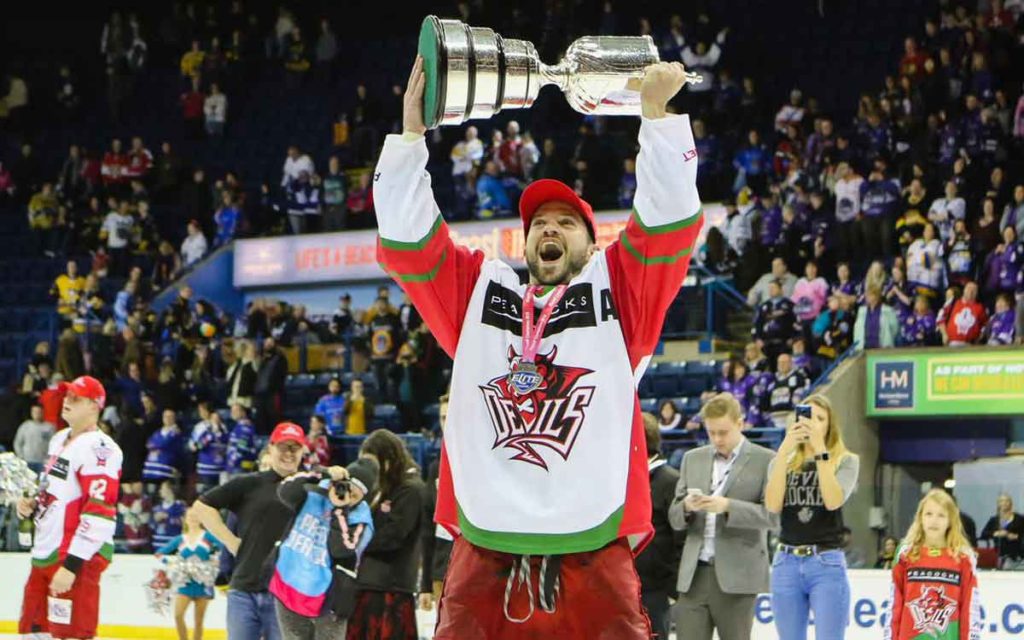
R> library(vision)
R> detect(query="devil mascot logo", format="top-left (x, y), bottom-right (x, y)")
top-left (479, 346), bottom-right (595, 470)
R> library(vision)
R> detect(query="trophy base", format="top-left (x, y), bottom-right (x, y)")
top-left (418, 16), bottom-right (447, 130)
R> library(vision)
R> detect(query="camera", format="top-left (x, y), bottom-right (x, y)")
top-left (332, 479), bottom-right (351, 496)
top-left (795, 404), bottom-right (812, 420)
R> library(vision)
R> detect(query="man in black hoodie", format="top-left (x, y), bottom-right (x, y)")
top-left (635, 413), bottom-right (684, 640)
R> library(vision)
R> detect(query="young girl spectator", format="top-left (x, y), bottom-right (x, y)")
top-left (887, 489), bottom-right (981, 640)
top-left (766, 395), bottom-right (860, 640)
top-left (156, 506), bottom-right (221, 640)
top-left (347, 430), bottom-right (425, 640)
top-left (270, 459), bottom-right (378, 639)
top-left (657, 399), bottom-right (683, 432)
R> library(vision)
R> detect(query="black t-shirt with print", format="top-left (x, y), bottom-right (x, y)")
top-left (780, 454), bottom-right (860, 548)
top-left (200, 470), bottom-right (292, 592)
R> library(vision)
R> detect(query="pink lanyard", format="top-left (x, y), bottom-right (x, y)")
top-left (521, 285), bottom-right (567, 363)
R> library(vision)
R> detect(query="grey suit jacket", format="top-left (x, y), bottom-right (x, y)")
top-left (667, 440), bottom-right (778, 595)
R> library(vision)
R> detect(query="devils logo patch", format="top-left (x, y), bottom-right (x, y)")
top-left (479, 346), bottom-right (595, 470)
top-left (908, 586), bottom-right (957, 637)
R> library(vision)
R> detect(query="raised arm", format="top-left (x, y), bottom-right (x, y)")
top-left (374, 56), bottom-right (484, 357)
top-left (605, 63), bottom-right (705, 371)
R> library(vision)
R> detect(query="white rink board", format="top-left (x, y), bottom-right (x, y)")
top-left (0, 555), bottom-right (1021, 639)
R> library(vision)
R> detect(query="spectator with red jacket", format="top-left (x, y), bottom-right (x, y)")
top-left (940, 281), bottom-right (989, 346)
top-left (180, 77), bottom-right (205, 140)
top-left (125, 136), bottom-right (152, 179)
top-left (101, 139), bottom-right (129, 190)
top-left (497, 120), bottom-right (524, 178)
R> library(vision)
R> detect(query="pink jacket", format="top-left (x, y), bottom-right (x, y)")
top-left (791, 277), bottom-right (829, 321)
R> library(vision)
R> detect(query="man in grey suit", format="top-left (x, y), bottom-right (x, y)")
top-left (668, 392), bottom-right (778, 640)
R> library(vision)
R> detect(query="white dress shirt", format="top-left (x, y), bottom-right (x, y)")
top-left (699, 437), bottom-right (746, 562)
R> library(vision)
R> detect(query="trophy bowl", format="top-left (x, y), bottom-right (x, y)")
top-left (417, 15), bottom-right (701, 129)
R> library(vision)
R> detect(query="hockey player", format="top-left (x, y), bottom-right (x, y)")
top-left (375, 56), bottom-right (702, 637)
top-left (18, 376), bottom-right (123, 639)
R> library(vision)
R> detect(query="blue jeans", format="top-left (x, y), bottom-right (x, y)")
top-left (770, 549), bottom-right (850, 640)
top-left (227, 590), bottom-right (282, 640)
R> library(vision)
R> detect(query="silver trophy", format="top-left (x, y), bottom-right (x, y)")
top-left (418, 15), bottom-right (702, 128)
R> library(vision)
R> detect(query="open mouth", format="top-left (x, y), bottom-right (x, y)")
top-left (539, 240), bottom-right (564, 263)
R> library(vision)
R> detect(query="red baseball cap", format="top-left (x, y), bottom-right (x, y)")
top-left (519, 179), bottom-right (596, 241)
top-left (270, 422), bottom-right (308, 448)
top-left (60, 376), bottom-right (106, 409)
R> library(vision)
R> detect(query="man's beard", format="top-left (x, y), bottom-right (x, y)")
top-left (526, 249), bottom-right (589, 285)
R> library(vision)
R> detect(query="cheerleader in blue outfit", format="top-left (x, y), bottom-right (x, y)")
top-left (156, 506), bottom-right (221, 640)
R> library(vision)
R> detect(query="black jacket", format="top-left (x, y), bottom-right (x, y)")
top-left (226, 359), bottom-right (258, 401)
top-left (634, 459), bottom-right (684, 594)
top-left (981, 512), bottom-right (1024, 560)
top-left (356, 473), bottom-right (425, 593)
top-left (419, 458), bottom-right (453, 591)
top-left (255, 350), bottom-right (288, 395)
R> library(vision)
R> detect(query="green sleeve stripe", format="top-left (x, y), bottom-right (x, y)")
top-left (378, 214), bottom-right (444, 250)
top-left (619, 230), bottom-right (694, 265)
top-left (381, 247), bottom-right (447, 283)
top-left (31, 549), bottom-right (60, 568)
top-left (631, 207), bottom-right (704, 235)
top-left (86, 512), bottom-right (116, 522)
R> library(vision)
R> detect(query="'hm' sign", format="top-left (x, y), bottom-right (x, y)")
top-left (874, 362), bottom-right (914, 410)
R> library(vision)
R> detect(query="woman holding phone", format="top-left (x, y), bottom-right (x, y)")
top-left (765, 395), bottom-right (860, 640)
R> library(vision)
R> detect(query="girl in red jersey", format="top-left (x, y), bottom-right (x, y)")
top-left (886, 489), bottom-right (982, 640)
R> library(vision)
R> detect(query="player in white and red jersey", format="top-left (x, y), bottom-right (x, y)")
top-left (376, 57), bottom-right (702, 638)
top-left (17, 375), bottom-right (122, 640)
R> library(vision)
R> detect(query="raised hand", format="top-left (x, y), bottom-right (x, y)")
top-left (640, 61), bottom-right (689, 119)
top-left (403, 55), bottom-right (427, 136)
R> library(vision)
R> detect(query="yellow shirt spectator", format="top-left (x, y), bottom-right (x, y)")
top-left (347, 397), bottom-right (366, 435)
top-left (52, 271), bottom-right (86, 316)
top-left (181, 48), bottom-right (205, 78)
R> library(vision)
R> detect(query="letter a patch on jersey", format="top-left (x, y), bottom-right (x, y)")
top-left (479, 346), bottom-right (595, 471)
